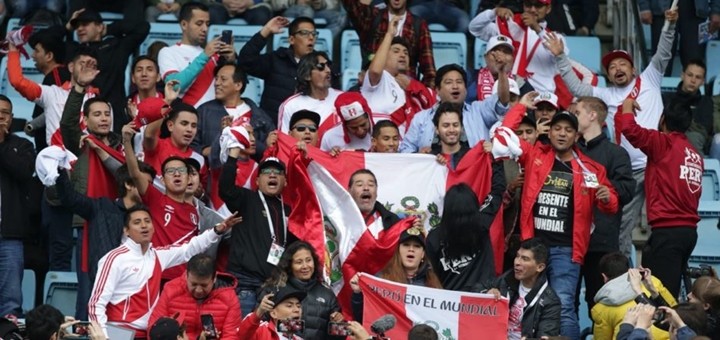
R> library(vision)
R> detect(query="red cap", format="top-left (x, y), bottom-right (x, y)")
top-left (334, 92), bottom-right (373, 122)
top-left (133, 97), bottom-right (169, 127)
top-left (601, 50), bottom-right (634, 71)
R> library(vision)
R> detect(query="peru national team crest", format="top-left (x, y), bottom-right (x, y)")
top-left (680, 147), bottom-right (703, 194)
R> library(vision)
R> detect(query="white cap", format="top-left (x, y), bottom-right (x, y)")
top-left (339, 101), bottom-right (365, 121)
top-left (485, 35), bottom-right (514, 55)
top-left (492, 78), bottom-right (520, 96)
top-left (533, 92), bottom-right (559, 109)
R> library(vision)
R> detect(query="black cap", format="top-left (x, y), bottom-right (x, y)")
top-left (272, 285), bottom-right (307, 305)
top-left (398, 226), bottom-right (426, 247)
top-left (185, 157), bottom-right (201, 172)
top-left (549, 111), bottom-right (578, 131)
top-left (149, 317), bottom-right (182, 340)
top-left (259, 157), bottom-right (286, 173)
top-left (70, 9), bottom-right (103, 28)
top-left (289, 110), bottom-right (321, 130)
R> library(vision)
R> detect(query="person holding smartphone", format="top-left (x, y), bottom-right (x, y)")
top-left (238, 285), bottom-right (306, 340)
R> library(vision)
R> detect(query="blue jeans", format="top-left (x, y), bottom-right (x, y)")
top-left (0, 238), bottom-right (24, 317)
top-left (547, 246), bottom-right (581, 340)
top-left (237, 289), bottom-right (258, 318)
top-left (409, 1), bottom-right (470, 33)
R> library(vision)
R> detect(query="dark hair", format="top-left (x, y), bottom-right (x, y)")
top-left (684, 59), bottom-right (707, 76)
top-left (408, 324), bottom-right (439, 340)
top-left (161, 156), bottom-right (189, 174)
top-left (26, 304), bottom-right (64, 340)
top-left (296, 51), bottom-right (331, 96)
top-left (348, 169), bottom-right (377, 189)
top-left (116, 161), bottom-right (156, 197)
top-left (161, 102), bottom-right (198, 138)
top-left (264, 241), bottom-right (322, 288)
top-left (289, 16), bottom-right (315, 35)
top-left (82, 97), bottom-right (111, 117)
top-left (213, 62), bottom-right (247, 95)
top-left (434, 64), bottom-right (467, 89)
top-left (124, 204), bottom-right (151, 227)
top-left (179, 2), bottom-right (209, 22)
top-left (518, 238), bottom-right (549, 265)
top-left (372, 120), bottom-right (399, 138)
top-left (390, 36), bottom-right (410, 52)
top-left (381, 241), bottom-right (443, 289)
top-left (71, 46), bottom-right (98, 62)
top-left (29, 30), bottom-right (66, 64)
top-left (598, 252), bottom-right (630, 280)
top-left (432, 102), bottom-right (463, 128)
top-left (0, 94), bottom-right (12, 112)
top-left (675, 302), bottom-right (708, 335)
top-left (131, 55), bottom-right (159, 73)
top-left (439, 183), bottom-right (488, 260)
top-left (187, 254), bottom-right (216, 279)
top-left (692, 276), bottom-right (720, 308)
top-left (147, 41), bottom-right (168, 62)
top-left (662, 102), bottom-right (692, 133)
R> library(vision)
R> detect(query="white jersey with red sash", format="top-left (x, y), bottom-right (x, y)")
top-left (226, 103), bottom-right (253, 126)
top-left (38, 82), bottom-right (99, 147)
top-left (361, 71), bottom-right (436, 133)
top-left (158, 43), bottom-right (218, 107)
top-left (278, 89), bottom-right (344, 142)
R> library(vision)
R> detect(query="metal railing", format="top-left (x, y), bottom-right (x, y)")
top-left (611, 0), bottom-right (650, 70)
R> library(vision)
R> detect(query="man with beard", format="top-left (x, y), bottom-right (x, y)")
top-left (546, 7), bottom-right (677, 260)
top-left (321, 92), bottom-right (373, 153)
top-left (430, 102), bottom-right (470, 170)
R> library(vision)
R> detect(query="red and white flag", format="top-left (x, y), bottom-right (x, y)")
top-left (359, 274), bottom-right (509, 339)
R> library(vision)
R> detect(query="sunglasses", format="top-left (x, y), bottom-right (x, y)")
top-left (164, 167), bottom-right (188, 175)
top-left (314, 61), bottom-right (332, 71)
top-left (292, 124), bottom-right (318, 133)
top-left (293, 29), bottom-right (319, 38)
top-left (260, 168), bottom-right (284, 175)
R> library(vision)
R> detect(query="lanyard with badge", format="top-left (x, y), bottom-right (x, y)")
top-left (259, 192), bottom-right (287, 265)
top-left (556, 150), bottom-right (600, 188)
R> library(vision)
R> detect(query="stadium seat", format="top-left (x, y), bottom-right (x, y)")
top-left (139, 23), bottom-right (183, 55)
top-left (701, 158), bottom-right (720, 206)
top-left (0, 58), bottom-right (44, 123)
top-left (565, 36), bottom-right (601, 73)
top-left (428, 23), bottom-right (448, 31)
top-left (226, 18), bottom-right (249, 25)
top-left (243, 76), bottom-right (264, 106)
top-left (695, 158), bottom-right (720, 259)
top-left (431, 32), bottom-right (467, 69)
top-left (342, 69), bottom-right (360, 91)
top-left (99, 12), bottom-right (123, 21)
top-left (474, 38), bottom-right (487, 70)
top-left (707, 41), bottom-right (720, 82)
top-left (661, 77), bottom-right (681, 93)
top-left (596, 76), bottom-right (607, 87)
top-left (273, 28), bottom-right (333, 55)
top-left (208, 25), bottom-right (265, 54)
top-left (44, 271), bottom-right (79, 317)
top-left (341, 30), bottom-right (362, 71)
top-left (713, 76), bottom-right (720, 96)
top-left (22, 269), bottom-right (36, 313)
top-left (157, 13), bottom-right (179, 22)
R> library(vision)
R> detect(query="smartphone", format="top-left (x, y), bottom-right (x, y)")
top-left (276, 319), bottom-right (305, 334)
top-left (327, 322), bottom-right (352, 336)
top-left (221, 30), bottom-right (233, 44)
top-left (73, 322), bottom-right (91, 335)
top-left (200, 314), bottom-right (218, 339)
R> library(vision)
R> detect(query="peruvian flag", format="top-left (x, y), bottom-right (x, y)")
top-left (359, 274), bottom-right (509, 339)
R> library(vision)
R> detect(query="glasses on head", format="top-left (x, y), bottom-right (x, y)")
top-left (293, 29), bottom-right (319, 38)
top-left (164, 167), bottom-right (188, 175)
top-left (292, 124), bottom-right (318, 133)
top-left (260, 168), bottom-right (283, 175)
top-left (314, 61), bottom-right (332, 71)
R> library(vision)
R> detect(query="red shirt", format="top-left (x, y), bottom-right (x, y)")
top-left (620, 113), bottom-right (702, 228)
top-left (142, 184), bottom-right (199, 280)
top-left (144, 138), bottom-right (193, 175)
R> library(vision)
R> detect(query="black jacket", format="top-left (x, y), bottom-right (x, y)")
top-left (578, 133), bottom-right (636, 253)
top-left (238, 32), bottom-right (300, 125)
top-left (489, 270), bottom-right (561, 338)
top-left (69, 19), bottom-right (150, 131)
top-left (219, 157), bottom-right (298, 283)
top-left (662, 82), bottom-right (715, 153)
top-left (192, 98), bottom-right (275, 166)
top-left (0, 134), bottom-right (36, 239)
top-left (369, 201), bottom-right (401, 230)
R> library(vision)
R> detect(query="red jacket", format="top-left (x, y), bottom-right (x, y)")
top-left (238, 313), bottom-right (303, 340)
top-left (503, 104), bottom-right (619, 264)
top-left (619, 113), bottom-right (702, 228)
top-left (148, 272), bottom-right (241, 340)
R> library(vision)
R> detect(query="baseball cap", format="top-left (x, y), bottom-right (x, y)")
top-left (149, 317), bottom-right (184, 340)
top-left (533, 92), bottom-right (559, 109)
top-left (289, 110), bottom-right (321, 130)
top-left (485, 35), bottom-right (514, 55)
top-left (133, 97), bottom-right (170, 127)
top-left (491, 78), bottom-right (520, 96)
top-left (601, 50), bottom-right (634, 71)
top-left (334, 92), bottom-right (372, 122)
top-left (549, 111), bottom-right (579, 131)
top-left (70, 9), bottom-right (103, 28)
top-left (272, 285), bottom-right (307, 305)
top-left (259, 157), bottom-right (286, 173)
top-left (398, 226), bottom-right (426, 248)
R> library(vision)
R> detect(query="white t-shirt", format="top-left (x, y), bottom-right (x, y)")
top-left (592, 65), bottom-right (664, 170)
top-left (508, 285), bottom-right (531, 340)
top-left (158, 43), bottom-right (216, 107)
top-left (361, 70), bottom-right (407, 122)
top-left (320, 123), bottom-right (371, 151)
top-left (226, 102), bottom-right (252, 125)
top-left (278, 88), bottom-right (343, 140)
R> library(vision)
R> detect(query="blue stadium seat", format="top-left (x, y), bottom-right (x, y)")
top-left (208, 25), bottom-right (265, 54)
top-left (226, 18), bottom-right (249, 25)
top-left (713, 76), bottom-right (720, 96)
top-left (341, 30), bottom-right (362, 71)
top-left (596, 76), bottom-right (607, 87)
top-left (431, 32), bottom-right (467, 69)
top-left (428, 23), bottom-right (448, 31)
top-left (22, 269), bottom-right (36, 313)
top-left (565, 36), bottom-right (601, 73)
top-left (140, 23), bottom-right (183, 55)
top-left (273, 28), bottom-right (333, 55)
top-left (99, 12), bottom-right (123, 21)
top-left (661, 77), bottom-right (681, 93)
top-left (243, 76), bottom-right (264, 106)
top-left (157, 13), bottom-right (179, 22)
top-left (0, 58), bottom-right (44, 122)
top-left (342, 69), bottom-right (360, 91)
top-left (44, 271), bottom-right (78, 317)
top-left (642, 24), bottom-right (651, 55)
top-left (701, 158), bottom-right (720, 207)
top-left (695, 159), bottom-right (720, 259)
top-left (474, 38), bottom-right (487, 70)
top-left (707, 41), bottom-right (720, 82)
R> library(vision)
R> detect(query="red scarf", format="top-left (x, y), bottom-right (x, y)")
top-left (476, 68), bottom-right (496, 101)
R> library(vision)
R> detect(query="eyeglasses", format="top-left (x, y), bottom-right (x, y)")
top-left (292, 124), bottom-right (318, 133)
top-left (293, 30), bottom-right (319, 38)
top-left (260, 168), bottom-right (283, 175)
top-left (314, 61), bottom-right (332, 71)
top-left (164, 167), bottom-right (188, 175)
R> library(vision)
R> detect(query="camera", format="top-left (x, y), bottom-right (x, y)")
top-left (686, 264), bottom-right (714, 279)
top-left (276, 319), bottom-right (305, 334)
top-left (328, 322), bottom-right (352, 336)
